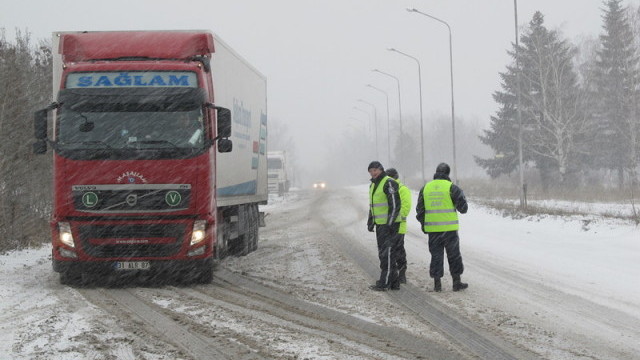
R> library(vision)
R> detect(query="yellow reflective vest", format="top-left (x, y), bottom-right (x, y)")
top-left (369, 176), bottom-right (392, 225)
top-left (422, 179), bottom-right (459, 232)
top-left (394, 180), bottom-right (411, 234)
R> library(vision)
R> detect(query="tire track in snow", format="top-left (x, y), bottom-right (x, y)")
top-left (210, 269), bottom-right (457, 359)
top-left (158, 275), bottom-right (444, 359)
top-left (78, 287), bottom-right (262, 359)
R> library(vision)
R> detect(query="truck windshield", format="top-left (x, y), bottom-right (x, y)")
top-left (57, 108), bottom-right (204, 150)
top-left (54, 87), bottom-right (207, 160)
top-left (268, 158), bottom-right (283, 169)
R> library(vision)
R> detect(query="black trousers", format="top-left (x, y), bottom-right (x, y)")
top-left (375, 223), bottom-right (400, 287)
top-left (428, 231), bottom-right (464, 279)
top-left (394, 233), bottom-right (407, 273)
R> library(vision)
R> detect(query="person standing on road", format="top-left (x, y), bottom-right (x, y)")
top-left (367, 161), bottom-right (402, 291)
top-left (416, 163), bottom-right (469, 292)
top-left (385, 168), bottom-right (410, 284)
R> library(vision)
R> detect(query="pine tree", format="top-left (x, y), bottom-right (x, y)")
top-left (475, 69), bottom-right (522, 178)
top-left (594, 0), bottom-right (640, 187)
top-left (477, 12), bottom-right (590, 189)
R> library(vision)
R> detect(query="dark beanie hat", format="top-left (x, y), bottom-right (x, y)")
top-left (386, 168), bottom-right (399, 179)
top-left (436, 162), bottom-right (450, 175)
top-left (368, 161), bottom-right (384, 171)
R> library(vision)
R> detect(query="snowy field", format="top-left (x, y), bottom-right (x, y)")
top-left (476, 196), bottom-right (639, 219)
top-left (0, 185), bottom-right (638, 359)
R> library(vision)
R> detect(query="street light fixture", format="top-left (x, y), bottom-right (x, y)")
top-left (407, 8), bottom-right (458, 184)
top-left (357, 100), bottom-right (379, 161)
top-left (366, 84), bottom-right (391, 165)
top-left (388, 48), bottom-right (425, 182)
top-left (353, 107), bottom-right (375, 159)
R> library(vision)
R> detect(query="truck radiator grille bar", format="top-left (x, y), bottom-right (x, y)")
top-left (79, 224), bottom-right (185, 258)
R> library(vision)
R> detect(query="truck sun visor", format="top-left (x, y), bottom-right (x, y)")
top-left (58, 88), bottom-right (206, 112)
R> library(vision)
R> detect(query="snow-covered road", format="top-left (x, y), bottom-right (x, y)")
top-left (1, 185), bottom-right (638, 359)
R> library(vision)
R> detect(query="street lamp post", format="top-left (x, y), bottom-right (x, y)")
top-left (366, 84), bottom-right (391, 165)
top-left (373, 70), bottom-right (404, 174)
top-left (357, 100), bottom-right (379, 161)
top-left (514, 0), bottom-right (526, 209)
top-left (372, 69), bottom-right (402, 136)
top-left (407, 8), bottom-right (458, 184)
top-left (388, 48), bottom-right (425, 182)
top-left (353, 106), bottom-right (376, 158)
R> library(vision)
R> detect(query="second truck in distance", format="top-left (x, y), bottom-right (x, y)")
top-left (267, 150), bottom-right (290, 196)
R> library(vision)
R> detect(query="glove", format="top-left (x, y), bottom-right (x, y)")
top-left (367, 223), bottom-right (374, 232)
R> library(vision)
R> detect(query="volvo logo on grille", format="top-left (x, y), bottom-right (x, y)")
top-left (125, 194), bottom-right (138, 207)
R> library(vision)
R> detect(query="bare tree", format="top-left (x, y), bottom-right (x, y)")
top-left (0, 29), bottom-right (52, 251)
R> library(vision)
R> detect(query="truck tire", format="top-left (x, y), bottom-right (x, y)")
top-left (249, 205), bottom-right (259, 252)
top-left (237, 233), bottom-right (250, 256)
top-left (236, 204), bottom-right (252, 256)
top-left (215, 221), bottom-right (228, 260)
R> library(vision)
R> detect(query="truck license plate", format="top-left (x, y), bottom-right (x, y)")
top-left (115, 261), bottom-right (150, 270)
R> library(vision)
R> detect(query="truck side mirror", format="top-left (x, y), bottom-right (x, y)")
top-left (34, 108), bottom-right (48, 140)
top-left (33, 108), bottom-right (50, 154)
top-left (33, 139), bottom-right (47, 154)
top-left (218, 138), bottom-right (233, 153)
top-left (215, 106), bottom-right (232, 139)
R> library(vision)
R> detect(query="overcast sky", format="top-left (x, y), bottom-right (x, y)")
top-left (2, 0), bottom-right (639, 183)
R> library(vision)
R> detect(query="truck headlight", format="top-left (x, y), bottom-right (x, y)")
top-left (58, 222), bottom-right (74, 248)
top-left (190, 220), bottom-right (206, 245)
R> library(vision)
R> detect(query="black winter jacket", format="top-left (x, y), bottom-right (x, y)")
top-left (367, 174), bottom-right (401, 227)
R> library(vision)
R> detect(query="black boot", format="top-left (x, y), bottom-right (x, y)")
top-left (398, 267), bottom-right (407, 284)
top-left (370, 280), bottom-right (389, 291)
top-left (370, 284), bottom-right (389, 291)
top-left (390, 280), bottom-right (400, 290)
top-left (452, 274), bottom-right (468, 291)
top-left (434, 278), bottom-right (442, 292)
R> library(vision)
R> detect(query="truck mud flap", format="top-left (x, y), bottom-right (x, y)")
top-left (259, 211), bottom-right (266, 227)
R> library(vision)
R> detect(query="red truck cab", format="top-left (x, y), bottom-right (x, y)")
top-left (34, 31), bottom-right (237, 284)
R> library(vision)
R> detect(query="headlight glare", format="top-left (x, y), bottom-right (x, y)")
top-left (190, 220), bottom-right (207, 245)
top-left (58, 222), bottom-right (75, 248)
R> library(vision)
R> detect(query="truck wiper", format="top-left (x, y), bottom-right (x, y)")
top-left (127, 140), bottom-right (178, 148)
top-left (64, 140), bottom-right (113, 149)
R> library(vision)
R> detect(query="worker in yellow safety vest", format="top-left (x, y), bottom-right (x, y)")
top-left (416, 163), bottom-right (469, 292)
top-left (367, 161), bottom-right (402, 291)
top-left (385, 168), bottom-right (410, 284)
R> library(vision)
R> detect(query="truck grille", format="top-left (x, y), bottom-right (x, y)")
top-left (79, 223), bottom-right (185, 258)
top-left (72, 184), bottom-right (191, 213)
